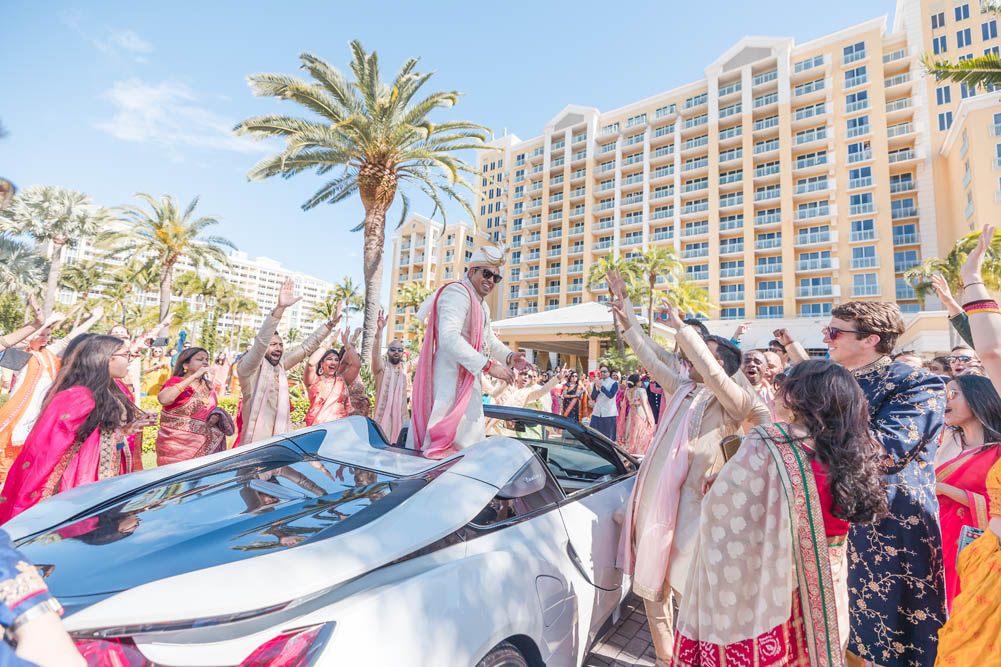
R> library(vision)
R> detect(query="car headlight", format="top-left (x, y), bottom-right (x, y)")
top-left (73, 622), bottom-right (335, 667)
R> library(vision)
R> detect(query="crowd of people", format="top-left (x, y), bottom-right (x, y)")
top-left (0, 230), bottom-right (1000, 664)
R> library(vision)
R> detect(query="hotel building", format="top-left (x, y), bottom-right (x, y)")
top-left (462, 0), bottom-right (1001, 339)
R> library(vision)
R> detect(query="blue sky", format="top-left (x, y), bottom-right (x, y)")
top-left (3, 0), bottom-right (897, 305)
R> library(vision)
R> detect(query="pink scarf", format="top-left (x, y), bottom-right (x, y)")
top-left (411, 281), bottom-right (483, 459)
top-left (244, 356), bottom-right (291, 445)
top-left (375, 364), bottom-right (408, 443)
top-left (617, 379), bottom-right (707, 595)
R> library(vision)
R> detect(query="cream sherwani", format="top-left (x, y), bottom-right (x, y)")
top-left (407, 278), bottom-right (512, 450)
top-left (237, 313), bottom-right (330, 442)
top-left (621, 308), bottom-right (770, 660)
top-left (373, 363), bottom-right (410, 442)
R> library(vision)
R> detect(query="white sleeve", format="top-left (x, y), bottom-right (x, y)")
top-left (436, 285), bottom-right (490, 375)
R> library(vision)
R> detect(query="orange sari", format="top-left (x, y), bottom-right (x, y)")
top-left (0, 348), bottom-right (60, 481)
top-left (305, 376), bottom-right (351, 426)
top-left (154, 377), bottom-right (224, 466)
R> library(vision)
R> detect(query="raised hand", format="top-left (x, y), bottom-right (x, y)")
top-left (660, 300), bottom-right (684, 330)
top-left (606, 269), bottom-right (628, 299)
top-left (340, 327), bottom-right (352, 348)
top-left (772, 328), bottom-right (794, 347)
top-left (276, 277), bottom-right (301, 309)
top-left (376, 309), bottom-right (387, 332)
top-left (733, 321), bottom-right (751, 340)
top-left (930, 274), bottom-right (961, 313)
top-left (961, 224), bottom-right (996, 288)
top-left (328, 301), bottom-right (344, 329)
top-left (607, 296), bottom-right (631, 331)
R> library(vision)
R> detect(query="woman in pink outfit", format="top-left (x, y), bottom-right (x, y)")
top-left (0, 335), bottom-right (155, 522)
top-left (155, 347), bottom-right (231, 466)
top-left (619, 374), bottom-right (655, 455)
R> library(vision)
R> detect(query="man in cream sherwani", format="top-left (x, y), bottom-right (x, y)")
top-left (408, 245), bottom-right (532, 456)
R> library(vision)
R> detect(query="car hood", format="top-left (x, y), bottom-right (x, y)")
top-left (19, 434), bottom-right (533, 632)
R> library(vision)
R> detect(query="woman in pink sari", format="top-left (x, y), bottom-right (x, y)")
top-left (0, 335), bottom-right (156, 522)
top-left (934, 373), bottom-right (1001, 611)
top-left (208, 352), bottom-right (231, 397)
top-left (304, 330), bottom-right (361, 426)
top-left (619, 374), bottom-right (655, 456)
top-left (155, 347), bottom-right (231, 466)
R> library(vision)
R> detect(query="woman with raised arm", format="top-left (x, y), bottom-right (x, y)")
top-left (154, 347), bottom-right (232, 466)
top-left (933, 373), bottom-right (1001, 612)
top-left (933, 224), bottom-right (1001, 664)
top-left (560, 370), bottom-right (584, 421)
top-left (673, 359), bottom-right (887, 666)
top-left (0, 335), bottom-right (155, 521)
top-left (304, 326), bottom-right (361, 427)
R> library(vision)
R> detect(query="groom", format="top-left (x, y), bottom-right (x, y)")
top-left (408, 244), bottom-right (531, 458)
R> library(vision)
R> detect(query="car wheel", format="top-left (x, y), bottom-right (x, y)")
top-left (475, 641), bottom-right (529, 667)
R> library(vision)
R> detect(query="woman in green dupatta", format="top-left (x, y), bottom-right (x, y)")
top-left (672, 359), bottom-right (887, 667)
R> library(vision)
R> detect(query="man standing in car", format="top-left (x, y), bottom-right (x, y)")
top-left (408, 245), bottom-right (532, 458)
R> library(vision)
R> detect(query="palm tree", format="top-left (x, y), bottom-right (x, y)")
top-left (0, 233), bottom-right (47, 295)
top-left (904, 228), bottom-right (1001, 301)
top-left (309, 292), bottom-right (342, 322)
top-left (331, 276), bottom-right (365, 316)
top-left (234, 42), bottom-right (492, 363)
top-left (101, 258), bottom-right (158, 327)
top-left (665, 276), bottom-right (715, 319)
top-left (286, 328), bottom-right (303, 346)
top-left (587, 256), bottom-right (639, 359)
top-left (0, 185), bottom-right (109, 315)
top-left (627, 246), bottom-right (682, 335)
top-left (100, 193), bottom-right (235, 323)
top-left (60, 259), bottom-right (106, 326)
top-left (219, 294), bottom-right (259, 351)
top-left (395, 281), bottom-right (433, 310)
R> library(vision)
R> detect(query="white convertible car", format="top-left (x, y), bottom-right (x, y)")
top-left (4, 405), bottom-right (638, 667)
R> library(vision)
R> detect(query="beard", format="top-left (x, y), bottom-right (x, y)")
top-left (388, 356), bottom-right (402, 365)
top-left (267, 353), bottom-right (282, 366)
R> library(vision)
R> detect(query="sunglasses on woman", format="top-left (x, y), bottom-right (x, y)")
top-left (822, 326), bottom-right (875, 341)
top-left (948, 355), bottom-right (974, 363)
top-left (475, 267), bottom-right (503, 283)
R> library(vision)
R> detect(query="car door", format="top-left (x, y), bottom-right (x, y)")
top-left (488, 408), bottom-right (637, 654)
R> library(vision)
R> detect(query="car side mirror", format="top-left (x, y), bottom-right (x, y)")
top-left (497, 456), bottom-right (548, 499)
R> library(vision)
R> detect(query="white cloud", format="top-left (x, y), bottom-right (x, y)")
top-left (95, 79), bottom-right (269, 158)
top-left (110, 29), bottom-right (153, 54)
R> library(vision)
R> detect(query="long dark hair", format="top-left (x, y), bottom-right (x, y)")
top-left (316, 349), bottom-right (340, 377)
top-left (951, 374), bottom-right (1001, 443)
top-left (776, 359), bottom-right (888, 524)
top-left (42, 335), bottom-right (140, 444)
top-left (171, 347), bottom-right (209, 377)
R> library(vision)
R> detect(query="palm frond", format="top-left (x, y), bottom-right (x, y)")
top-left (921, 53), bottom-right (1001, 89)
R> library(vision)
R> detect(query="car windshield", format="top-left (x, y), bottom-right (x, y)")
top-left (16, 440), bottom-right (429, 598)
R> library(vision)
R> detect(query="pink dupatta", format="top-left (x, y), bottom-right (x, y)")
top-left (617, 379), bottom-right (706, 596)
top-left (411, 282), bottom-right (484, 459)
top-left (374, 366), bottom-right (408, 443)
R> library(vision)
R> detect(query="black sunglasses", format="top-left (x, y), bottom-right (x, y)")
top-left (388, 346), bottom-right (405, 352)
top-left (822, 326), bottom-right (875, 341)
top-left (475, 267), bottom-right (503, 283)
top-left (949, 355), bottom-right (974, 363)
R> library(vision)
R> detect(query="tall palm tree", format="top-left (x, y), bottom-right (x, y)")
top-left (59, 259), bottom-right (105, 326)
top-left (218, 294), bottom-right (259, 351)
top-left (0, 185), bottom-right (109, 315)
top-left (234, 42), bottom-right (492, 363)
top-left (100, 193), bottom-right (235, 322)
top-left (0, 233), bottom-right (47, 295)
top-left (587, 256), bottom-right (639, 359)
top-left (627, 246), bottom-right (682, 335)
top-left (99, 258), bottom-right (158, 327)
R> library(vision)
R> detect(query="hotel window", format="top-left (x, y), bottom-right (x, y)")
top-left (843, 41), bottom-right (866, 63)
top-left (957, 28), bottom-right (973, 48)
top-left (720, 307), bottom-right (745, 320)
top-left (987, 46), bottom-right (1001, 58)
top-left (894, 249), bottom-right (920, 273)
top-left (931, 11), bottom-right (945, 29)
top-left (983, 20), bottom-right (998, 39)
top-left (936, 85), bottom-right (952, 105)
top-left (846, 115), bottom-right (870, 137)
top-left (800, 302), bottom-right (832, 317)
top-left (758, 305), bottom-right (784, 319)
top-left (939, 112), bottom-right (954, 131)
top-left (956, 3), bottom-right (970, 21)
top-left (933, 36), bottom-right (948, 54)
top-left (961, 82), bottom-right (976, 99)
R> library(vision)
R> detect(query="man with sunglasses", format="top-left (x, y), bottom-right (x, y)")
top-left (408, 244), bottom-right (531, 458)
top-left (371, 309), bottom-right (411, 443)
top-left (948, 345), bottom-right (981, 375)
top-left (775, 301), bottom-right (947, 667)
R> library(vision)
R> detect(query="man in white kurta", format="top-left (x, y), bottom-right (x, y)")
top-left (408, 245), bottom-right (531, 453)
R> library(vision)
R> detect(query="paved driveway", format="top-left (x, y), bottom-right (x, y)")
top-left (584, 595), bottom-right (658, 666)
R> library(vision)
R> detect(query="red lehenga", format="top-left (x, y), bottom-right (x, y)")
top-left (672, 424), bottom-right (847, 667)
top-left (934, 439), bottom-right (1001, 611)
top-left (154, 377), bottom-right (226, 466)
top-left (0, 386), bottom-right (135, 522)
